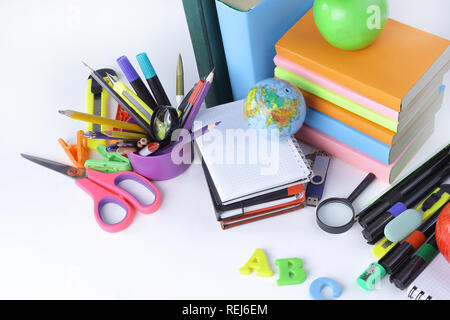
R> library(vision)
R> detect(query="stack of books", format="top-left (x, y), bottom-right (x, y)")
top-left (274, 9), bottom-right (449, 183)
top-left (195, 100), bottom-right (312, 229)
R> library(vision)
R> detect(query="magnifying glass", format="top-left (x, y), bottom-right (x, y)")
top-left (316, 173), bottom-right (376, 234)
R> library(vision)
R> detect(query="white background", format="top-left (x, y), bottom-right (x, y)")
top-left (0, 0), bottom-right (449, 300)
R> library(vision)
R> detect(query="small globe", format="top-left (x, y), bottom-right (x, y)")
top-left (244, 78), bottom-right (306, 138)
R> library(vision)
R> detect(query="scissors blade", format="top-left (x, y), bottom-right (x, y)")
top-left (21, 153), bottom-right (86, 179)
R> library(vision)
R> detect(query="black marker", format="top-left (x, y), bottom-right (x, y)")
top-left (389, 234), bottom-right (439, 290)
top-left (361, 164), bottom-right (450, 244)
top-left (378, 202), bottom-right (446, 274)
top-left (116, 55), bottom-right (158, 111)
top-left (358, 148), bottom-right (450, 228)
top-left (136, 52), bottom-right (171, 106)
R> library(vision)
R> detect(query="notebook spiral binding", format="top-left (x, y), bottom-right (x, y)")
top-left (407, 285), bottom-right (432, 300)
top-left (289, 136), bottom-right (313, 180)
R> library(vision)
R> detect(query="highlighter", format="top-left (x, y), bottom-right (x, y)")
top-left (117, 55), bottom-right (158, 111)
top-left (136, 52), bottom-right (171, 107)
top-left (361, 165), bottom-right (450, 244)
top-left (389, 235), bottom-right (439, 290)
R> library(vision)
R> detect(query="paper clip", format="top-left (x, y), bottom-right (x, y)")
top-left (84, 145), bottom-right (131, 173)
top-left (58, 130), bottom-right (89, 169)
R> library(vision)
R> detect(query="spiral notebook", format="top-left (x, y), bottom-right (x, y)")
top-left (407, 254), bottom-right (450, 300)
top-left (195, 99), bottom-right (311, 205)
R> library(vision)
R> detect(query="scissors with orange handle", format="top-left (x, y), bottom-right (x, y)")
top-left (21, 153), bottom-right (161, 233)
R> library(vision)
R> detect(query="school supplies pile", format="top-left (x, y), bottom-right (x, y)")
top-left (274, 9), bottom-right (450, 183)
top-left (21, 52), bottom-right (218, 232)
top-left (356, 143), bottom-right (450, 292)
top-left (194, 100), bottom-right (312, 229)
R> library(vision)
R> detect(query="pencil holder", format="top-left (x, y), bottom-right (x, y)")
top-left (128, 143), bottom-right (193, 181)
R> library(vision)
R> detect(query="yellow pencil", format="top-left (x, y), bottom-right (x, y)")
top-left (58, 110), bottom-right (146, 134)
top-left (103, 130), bottom-right (147, 140)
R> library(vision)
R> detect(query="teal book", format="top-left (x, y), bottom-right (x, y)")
top-left (182, 0), bottom-right (234, 107)
top-left (216, 0), bottom-right (313, 100)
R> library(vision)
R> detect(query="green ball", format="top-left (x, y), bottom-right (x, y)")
top-left (313, 0), bottom-right (389, 50)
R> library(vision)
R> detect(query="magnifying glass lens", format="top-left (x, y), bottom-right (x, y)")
top-left (152, 107), bottom-right (180, 141)
top-left (317, 201), bottom-right (354, 227)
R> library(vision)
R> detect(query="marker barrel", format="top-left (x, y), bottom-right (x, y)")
top-left (389, 237), bottom-right (438, 290)
top-left (357, 149), bottom-right (450, 225)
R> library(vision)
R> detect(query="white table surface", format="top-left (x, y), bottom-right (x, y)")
top-left (0, 1), bottom-right (449, 300)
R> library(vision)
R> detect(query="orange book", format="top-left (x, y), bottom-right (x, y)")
top-left (276, 9), bottom-right (449, 112)
top-left (302, 90), bottom-right (395, 145)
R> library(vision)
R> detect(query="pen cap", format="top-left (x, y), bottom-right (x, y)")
top-left (136, 52), bottom-right (156, 79)
top-left (117, 56), bottom-right (140, 82)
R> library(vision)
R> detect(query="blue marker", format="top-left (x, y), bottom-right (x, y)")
top-left (136, 52), bottom-right (171, 106)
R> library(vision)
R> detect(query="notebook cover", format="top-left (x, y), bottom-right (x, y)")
top-left (275, 66), bottom-right (398, 132)
top-left (296, 121), bottom-right (434, 184)
top-left (182, 0), bottom-right (234, 107)
top-left (195, 99), bottom-right (311, 203)
top-left (276, 9), bottom-right (450, 111)
top-left (216, 0), bottom-right (313, 100)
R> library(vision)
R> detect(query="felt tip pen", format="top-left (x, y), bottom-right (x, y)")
top-left (116, 55), bottom-right (158, 111)
top-left (389, 235), bottom-right (439, 290)
top-left (357, 202), bottom-right (446, 291)
top-left (136, 52), bottom-right (171, 106)
top-left (358, 149), bottom-right (450, 228)
top-left (82, 62), bottom-right (153, 137)
top-left (138, 142), bottom-right (160, 157)
top-left (106, 73), bottom-right (154, 126)
top-left (176, 54), bottom-right (184, 108)
top-left (361, 165), bottom-right (450, 244)
top-left (378, 200), bottom-right (448, 274)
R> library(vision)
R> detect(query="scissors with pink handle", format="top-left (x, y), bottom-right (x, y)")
top-left (21, 153), bottom-right (161, 233)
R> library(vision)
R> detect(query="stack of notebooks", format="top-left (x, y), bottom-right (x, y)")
top-left (274, 9), bottom-right (450, 183)
top-left (195, 100), bottom-right (312, 229)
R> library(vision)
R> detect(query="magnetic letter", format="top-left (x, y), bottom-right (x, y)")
top-left (275, 258), bottom-right (306, 286)
top-left (239, 249), bottom-right (273, 277)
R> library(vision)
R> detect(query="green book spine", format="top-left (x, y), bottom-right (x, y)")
top-left (275, 66), bottom-right (399, 132)
top-left (182, 0), bottom-right (234, 107)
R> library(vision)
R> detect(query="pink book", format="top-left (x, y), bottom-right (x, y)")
top-left (296, 123), bottom-right (434, 184)
top-left (274, 55), bottom-right (399, 121)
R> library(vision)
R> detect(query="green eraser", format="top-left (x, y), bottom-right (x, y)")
top-left (384, 209), bottom-right (422, 242)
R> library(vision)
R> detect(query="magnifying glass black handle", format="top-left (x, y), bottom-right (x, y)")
top-left (347, 173), bottom-right (376, 203)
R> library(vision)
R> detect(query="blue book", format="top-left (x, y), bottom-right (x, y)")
top-left (216, 0), bottom-right (313, 100)
top-left (305, 108), bottom-right (405, 165)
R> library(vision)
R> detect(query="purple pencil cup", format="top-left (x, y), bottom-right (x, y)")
top-left (125, 118), bottom-right (193, 181)
top-left (128, 144), bottom-right (193, 181)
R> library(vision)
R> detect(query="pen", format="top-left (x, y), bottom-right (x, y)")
top-left (358, 148), bottom-right (450, 228)
top-left (182, 68), bottom-right (214, 130)
top-left (138, 142), bottom-right (160, 156)
top-left (58, 109), bottom-right (146, 134)
top-left (179, 79), bottom-right (204, 121)
top-left (136, 52), bottom-right (171, 106)
top-left (389, 234), bottom-right (439, 290)
top-left (379, 201), bottom-right (447, 274)
top-left (176, 54), bottom-right (184, 108)
top-left (361, 164), bottom-right (450, 244)
top-left (82, 62), bottom-right (153, 137)
top-left (116, 55), bottom-right (158, 111)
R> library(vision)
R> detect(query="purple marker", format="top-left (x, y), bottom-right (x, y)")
top-left (116, 55), bottom-right (158, 111)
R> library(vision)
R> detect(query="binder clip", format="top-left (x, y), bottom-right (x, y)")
top-left (86, 68), bottom-right (118, 150)
top-left (58, 130), bottom-right (89, 169)
top-left (84, 145), bottom-right (132, 173)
